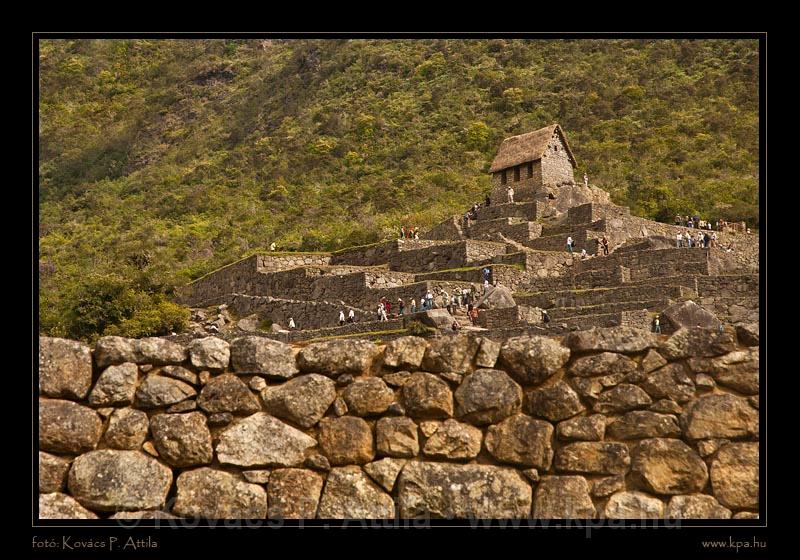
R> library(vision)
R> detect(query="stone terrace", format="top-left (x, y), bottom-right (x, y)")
top-left (176, 196), bottom-right (759, 341)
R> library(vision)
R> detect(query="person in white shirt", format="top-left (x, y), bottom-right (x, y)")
top-left (507, 186), bottom-right (514, 203)
top-left (339, 310), bottom-right (345, 326)
top-left (288, 317), bottom-right (296, 329)
top-left (580, 248), bottom-right (587, 259)
top-left (677, 232), bottom-right (683, 248)
top-left (348, 308), bottom-right (355, 323)
top-left (566, 236), bottom-right (574, 254)
top-left (269, 242), bottom-right (276, 251)
top-left (584, 173), bottom-right (589, 187)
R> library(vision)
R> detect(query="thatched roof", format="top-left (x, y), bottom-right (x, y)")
top-left (489, 124), bottom-right (576, 173)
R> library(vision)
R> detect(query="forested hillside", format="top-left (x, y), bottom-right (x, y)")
top-left (38, 38), bottom-right (759, 341)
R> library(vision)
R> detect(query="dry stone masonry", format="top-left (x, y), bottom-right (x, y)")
top-left (38, 326), bottom-right (759, 520)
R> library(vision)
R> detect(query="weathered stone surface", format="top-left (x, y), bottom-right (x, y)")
top-left (135, 337), bottom-right (187, 365)
top-left (248, 376), bottom-right (267, 392)
top-left (242, 470), bottom-right (271, 484)
top-left (150, 412), bottom-right (213, 468)
top-left (735, 323), bottom-right (759, 347)
top-left (485, 414), bottom-right (554, 469)
top-left (173, 468), bottom-right (267, 519)
top-left (39, 493), bottom-right (99, 519)
top-left (376, 417), bottom-right (419, 458)
top-left (94, 336), bottom-right (138, 368)
top-left (230, 336), bottom-right (298, 379)
top-left (398, 462), bottom-right (532, 519)
top-left (593, 384), bottom-right (652, 414)
top-left (709, 348), bottom-right (759, 395)
top-left (297, 339), bottom-right (382, 376)
top-left (39, 337), bottom-right (93, 400)
top-left (423, 419), bottom-right (482, 460)
top-left (332, 397), bottom-right (348, 416)
top-left (641, 349), bottom-right (668, 373)
top-left (640, 363), bottom-right (696, 403)
top-left (564, 327), bottom-right (658, 354)
top-left (476, 337), bottom-right (502, 368)
top-left (650, 399), bottom-right (683, 414)
top-left (142, 441), bottom-right (159, 457)
top-left (318, 466), bottom-right (395, 518)
top-left (207, 412), bottom-right (233, 427)
top-left (666, 494), bottom-right (732, 519)
top-left (216, 413), bottom-right (316, 467)
top-left (533, 476), bottom-right (596, 519)
top-left (39, 452), bottom-right (71, 493)
top-left (261, 374), bottom-right (336, 428)
top-left (188, 337), bottom-right (230, 370)
top-left (660, 327), bottom-right (737, 360)
top-left (557, 415), bottom-right (606, 441)
top-left (604, 491), bottom-right (664, 519)
top-left (498, 335), bottom-right (570, 385)
top-left (711, 443), bottom-right (759, 509)
top-left (68, 450), bottom-right (172, 512)
top-left (197, 374), bottom-right (260, 415)
top-left (419, 421), bottom-right (441, 438)
top-left (695, 373), bottom-right (715, 389)
top-left (337, 373), bottom-right (355, 386)
top-left (592, 475), bottom-right (626, 498)
top-left (135, 374), bottom-right (196, 409)
top-left (681, 395), bottom-right (759, 440)
top-left (569, 352), bottom-right (637, 377)
top-left (167, 400), bottom-right (197, 413)
top-left (525, 381), bottom-right (585, 421)
top-left (109, 510), bottom-right (178, 520)
top-left (476, 285), bottom-right (517, 309)
top-left (343, 377), bottom-right (395, 417)
top-left (402, 372), bottom-right (454, 419)
top-left (382, 370), bottom-right (412, 387)
top-left (631, 438), bottom-right (708, 495)
top-left (103, 408), bottom-right (149, 450)
top-left (88, 363), bottom-right (139, 406)
top-left (305, 452), bottom-right (331, 472)
top-left (267, 468), bottom-right (324, 519)
top-left (555, 442), bottom-right (630, 475)
top-left (198, 371), bottom-right (211, 385)
top-left (383, 336), bottom-right (427, 370)
top-left (39, 399), bottom-right (103, 454)
top-left (454, 368), bottom-right (522, 425)
top-left (318, 416), bottom-right (375, 465)
top-left (421, 335), bottom-right (480, 374)
top-left (438, 371), bottom-right (463, 385)
top-left (607, 411), bottom-right (681, 439)
top-left (661, 300), bottom-right (721, 332)
top-left (733, 512), bottom-right (759, 519)
top-left (696, 439), bottom-right (726, 458)
top-left (160, 365), bottom-right (198, 386)
top-left (364, 458), bottom-right (407, 492)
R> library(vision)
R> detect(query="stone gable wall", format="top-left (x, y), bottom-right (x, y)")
top-left (39, 326), bottom-right (759, 521)
top-left (541, 132), bottom-right (575, 187)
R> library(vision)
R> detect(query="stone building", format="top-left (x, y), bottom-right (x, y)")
top-left (489, 124), bottom-right (577, 203)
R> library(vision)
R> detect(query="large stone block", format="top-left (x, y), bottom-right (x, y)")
top-left (454, 368), bottom-right (522, 425)
top-left (215, 413), bottom-right (316, 468)
top-left (318, 466), bottom-right (395, 519)
top-left (533, 476), bottom-right (596, 519)
top-left (173, 468), bottom-right (267, 519)
top-left (297, 340), bottom-right (382, 376)
top-left (261, 374), bottom-right (336, 428)
top-left (39, 337), bottom-right (93, 400)
top-left (39, 399), bottom-right (103, 455)
top-left (498, 335), bottom-right (570, 385)
top-left (230, 336), bottom-right (298, 379)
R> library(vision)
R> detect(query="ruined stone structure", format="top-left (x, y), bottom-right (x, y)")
top-left (174, 125), bottom-right (759, 344)
top-left (38, 326), bottom-right (759, 520)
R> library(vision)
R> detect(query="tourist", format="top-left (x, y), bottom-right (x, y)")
top-left (385, 299), bottom-right (392, 315)
top-left (441, 290), bottom-right (450, 313)
top-left (414, 229), bottom-right (420, 240)
top-left (601, 236), bottom-right (609, 255)
top-left (426, 290), bottom-right (434, 310)
top-left (469, 306), bottom-right (479, 325)
top-left (542, 309), bottom-right (550, 325)
top-left (507, 185), bottom-right (514, 204)
top-left (451, 319), bottom-right (460, 332)
top-left (270, 242), bottom-right (277, 251)
top-left (398, 298), bottom-right (405, 316)
top-left (452, 294), bottom-right (459, 311)
top-left (410, 298), bottom-right (417, 314)
top-left (580, 248), bottom-right (588, 260)
top-left (711, 232), bottom-right (718, 247)
top-left (288, 317), bottom-right (296, 329)
top-left (339, 310), bottom-right (345, 326)
top-left (348, 308), bottom-right (355, 323)
top-left (676, 232), bottom-right (683, 248)
top-left (400, 226), bottom-right (406, 239)
top-left (654, 315), bottom-right (661, 334)
top-left (483, 267), bottom-right (491, 282)
top-left (584, 173), bottom-right (589, 187)
top-left (485, 195), bottom-right (491, 207)
top-left (566, 236), bottom-right (574, 254)
top-left (703, 232), bottom-right (710, 248)
top-left (686, 232), bottom-right (693, 248)
top-left (696, 233), bottom-right (704, 248)
top-left (483, 279), bottom-right (490, 294)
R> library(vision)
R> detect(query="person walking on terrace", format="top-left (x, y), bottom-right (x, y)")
top-left (400, 226), bottom-right (406, 239)
top-left (566, 236), bottom-right (574, 254)
top-left (601, 236), bottom-right (609, 255)
top-left (339, 310), bottom-right (346, 326)
top-left (270, 242), bottom-right (277, 251)
top-left (653, 315), bottom-right (662, 334)
top-left (485, 195), bottom-right (491, 207)
top-left (348, 308), bottom-right (355, 323)
top-left (584, 173), bottom-right (589, 187)
top-left (426, 290), bottom-right (434, 310)
top-left (507, 185), bottom-right (514, 204)
top-left (542, 309), bottom-right (551, 326)
top-left (288, 317), bottom-right (296, 330)
top-left (410, 298), bottom-right (417, 314)
top-left (677, 232), bottom-right (683, 248)
top-left (398, 298), bottom-right (405, 316)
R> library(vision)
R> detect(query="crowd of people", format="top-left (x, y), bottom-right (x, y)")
top-left (676, 230), bottom-right (719, 249)
top-left (399, 226), bottom-right (420, 240)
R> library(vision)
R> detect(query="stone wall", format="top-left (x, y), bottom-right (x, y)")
top-left (423, 216), bottom-right (464, 241)
top-left (540, 132), bottom-right (575, 187)
top-left (476, 201), bottom-right (544, 222)
top-left (329, 240), bottom-right (444, 267)
top-left (39, 326), bottom-right (759, 520)
top-left (468, 218), bottom-right (542, 242)
top-left (257, 253), bottom-right (332, 272)
top-left (490, 160), bottom-right (543, 202)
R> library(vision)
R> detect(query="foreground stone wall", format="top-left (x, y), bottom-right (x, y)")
top-left (39, 325), bottom-right (759, 520)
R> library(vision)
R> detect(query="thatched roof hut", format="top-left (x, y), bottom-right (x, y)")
top-left (489, 124), bottom-right (577, 173)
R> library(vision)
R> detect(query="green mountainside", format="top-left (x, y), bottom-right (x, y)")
top-left (38, 38), bottom-right (759, 341)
